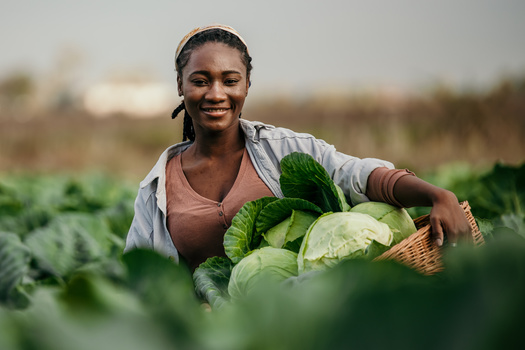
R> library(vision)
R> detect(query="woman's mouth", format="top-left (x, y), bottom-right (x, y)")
top-left (201, 107), bottom-right (231, 116)
top-left (203, 108), bottom-right (229, 112)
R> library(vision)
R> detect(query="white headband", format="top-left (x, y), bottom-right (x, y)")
top-left (175, 24), bottom-right (249, 69)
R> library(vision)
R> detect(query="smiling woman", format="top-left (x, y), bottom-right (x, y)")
top-left (177, 42), bottom-right (249, 138)
top-left (172, 25), bottom-right (252, 142)
top-left (124, 24), bottom-right (472, 272)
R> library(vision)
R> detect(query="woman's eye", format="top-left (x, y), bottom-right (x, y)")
top-left (192, 80), bottom-right (207, 86)
top-left (225, 79), bottom-right (239, 85)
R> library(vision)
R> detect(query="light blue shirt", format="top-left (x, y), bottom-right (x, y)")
top-left (124, 119), bottom-right (394, 262)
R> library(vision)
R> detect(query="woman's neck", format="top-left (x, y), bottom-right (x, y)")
top-left (189, 124), bottom-right (245, 159)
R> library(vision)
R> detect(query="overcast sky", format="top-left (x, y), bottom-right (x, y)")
top-left (1, 0), bottom-right (524, 99)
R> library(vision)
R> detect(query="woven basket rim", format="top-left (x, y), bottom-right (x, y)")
top-left (373, 201), bottom-right (484, 275)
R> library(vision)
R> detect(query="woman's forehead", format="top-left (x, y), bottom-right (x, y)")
top-left (175, 24), bottom-right (249, 62)
top-left (184, 42), bottom-right (246, 74)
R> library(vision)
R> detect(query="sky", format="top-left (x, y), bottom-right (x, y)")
top-left (1, 0), bottom-right (524, 100)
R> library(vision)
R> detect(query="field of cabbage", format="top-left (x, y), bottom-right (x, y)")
top-left (1, 161), bottom-right (524, 350)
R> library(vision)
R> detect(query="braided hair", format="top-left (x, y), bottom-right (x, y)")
top-left (172, 28), bottom-right (253, 142)
top-left (171, 101), bottom-right (195, 142)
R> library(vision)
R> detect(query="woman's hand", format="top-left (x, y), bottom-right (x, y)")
top-left (428, 190), bottom-right (472, 247)
top-left (378, 173), bottom-right (473, 247)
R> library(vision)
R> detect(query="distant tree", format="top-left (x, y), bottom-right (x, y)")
top-left (0, 72), bottom-right (33, 100)
top-left (0, 72), bottom-right (35, 118)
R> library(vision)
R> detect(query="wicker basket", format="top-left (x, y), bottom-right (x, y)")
top-left (373, 201), bottom-right (484, 275)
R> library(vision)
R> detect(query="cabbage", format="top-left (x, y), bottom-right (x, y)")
top-left (255, 197), bottom-right (321, 234)
top-left (224, 197), bottom-right (278, 264)
top-left (193, 256), bottom-right (233, 309)
top-left (263, 210), bottom-right (318, 251)
top-left (350, 202), bottom-right (417, 244)
top-left (280, 152), bottom-right (350, 213)
top-left (298, 212), bottom-right (393, 274)
top-left (228, 247), bottom-right (298, 300)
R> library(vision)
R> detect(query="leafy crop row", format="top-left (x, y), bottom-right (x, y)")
top-left (0, 163), bottom-right (524, 350)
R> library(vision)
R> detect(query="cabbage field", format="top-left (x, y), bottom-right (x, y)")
top-left (1, 161), bottom-right (524, 350)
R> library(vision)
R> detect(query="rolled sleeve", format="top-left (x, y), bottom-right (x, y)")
top-left (321, 146), bottom-right (395, 206)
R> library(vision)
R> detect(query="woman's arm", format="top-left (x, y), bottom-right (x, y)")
top-left (367, 168), bottom-right (472, 246)
top-left (392, 175), bottom-right (472, 246)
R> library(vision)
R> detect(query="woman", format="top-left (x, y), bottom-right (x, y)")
top-left (124, 24), bottom-right (471, 271)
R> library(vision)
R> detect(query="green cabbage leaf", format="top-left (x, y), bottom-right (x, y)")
top-left (0, 232), bottom-right (31, 303)
top-left (263, 210), bottom-right (319, 253)
top-left (193, 256), bottom-right (233, 309)
top-left (228, 247), bottom-right (298, 300)
top-left (298, 212), bottom-right (393, 274)
top-left (223, 197), bottom-right (278, 264)
top-left (255, 197), bottom-right (322, 234)
top-left (350, 202), bottom-right (417, 244)
top-left (279, 152), bottom-right (350, 213)
top-left (24, 212), bottom-right (116, 277)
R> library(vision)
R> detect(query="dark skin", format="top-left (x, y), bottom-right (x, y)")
top-left (368, 170), bottom-right (472, 246)
top-left (177, 42), bottom-right (249, 202)
top-left (177, 41), bottom-right (472, 246)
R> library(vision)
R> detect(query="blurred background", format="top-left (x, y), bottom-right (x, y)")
top-left (1, 0), bottom-right (524, 181)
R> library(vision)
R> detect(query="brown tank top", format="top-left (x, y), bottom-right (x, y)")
top-left (165, 148), bottom-right (275, 271)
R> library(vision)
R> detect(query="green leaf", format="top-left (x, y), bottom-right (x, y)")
top-left (297, 212), bottom-right (393, 274)
top-left (287, 211), bottom-right (319, 243)
top-left (224, 197), bottom-right (278, 264)
top-left (263, 216), bottom-right (292, 248)
top-left (193, 256), bottom-right (233, 309)
top-left (61, 273), bottom-right (143, 315)
top-left (122, 249), bottom-right (202, 330)
top-left (228, 247), bottom-right (298, 301)
top-left (496, 213), bottom-right (525, 240)
top-left (98, 198), bottom-right (135, 239)
top-left (279, 152), bottom-right (349, 212)
top-left (335, 184), bottom-right (352, 212)
top-left (350, 202), bottom-right (417, 245)
top-left (263, 210), bottom-right (318, 252)
top-left (255, 197), bottom-right (322, 234)
top-left (0, 206), bottom-right (55, 237)
top-left (475, 217), bottom-right (495, 240)
top-left (24, 212), bottom-right (115, 277)
top-left (282, 235), bottom-right (304, 254)
top-left (0, 182), bottom-right (24, 216)
top-left (465, 162), bottom-right (525, 220)
top-left (0, 232), bottom-right (31, 302)
top-left (364, 239), bottom-right (391, 260)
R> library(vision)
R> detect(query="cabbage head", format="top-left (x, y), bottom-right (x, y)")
top-left (228, 247), bottom-right (298, 300)
top-left (298, 212), bottom-right (393, 274)
top-left (263, 210), bottom-right (318, 251)
top-left (350, 202), bottom-right (417, 244)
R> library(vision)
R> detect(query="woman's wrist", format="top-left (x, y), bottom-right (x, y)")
top-left (429, 188), bottom-right (458, 207)
top-left (391, 174), bottom-right (457, 208)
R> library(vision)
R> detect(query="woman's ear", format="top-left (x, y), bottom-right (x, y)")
top-left (245, 75), bottom-right (251, 96)
top-left (177, 75), bottom-right (183, 96)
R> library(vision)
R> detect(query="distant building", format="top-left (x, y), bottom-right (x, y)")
top-left (83, 81), bottom-right (177, 118)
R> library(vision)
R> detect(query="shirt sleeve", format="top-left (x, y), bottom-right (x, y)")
top-left (366, 167), bottom-right (417, 207)
top-left (124, 186), bottom-right (155, 253)
top-left (319, 144), bottom-right (395, 206)
top-left (246, 121), bottom-right (396, 207)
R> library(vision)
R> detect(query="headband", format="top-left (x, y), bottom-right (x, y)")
top-left (175, 24), bottom-right (249, 69)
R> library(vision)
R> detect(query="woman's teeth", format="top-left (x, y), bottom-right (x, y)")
top-left (203, 108), bottom-right (228, 112)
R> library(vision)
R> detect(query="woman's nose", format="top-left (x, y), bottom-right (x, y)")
top-left (205, 81), bottom-right (227, 101)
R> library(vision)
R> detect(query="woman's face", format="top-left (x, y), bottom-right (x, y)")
top-left (177, 42), bottom-right (250, 136)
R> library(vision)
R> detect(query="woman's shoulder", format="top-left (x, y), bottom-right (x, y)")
top-left (139, 141), bottom-right (192, 189)
top-left (241, 119), bottom-right (323, 143)
top-left (241, 118), bottom-right (333, 167)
